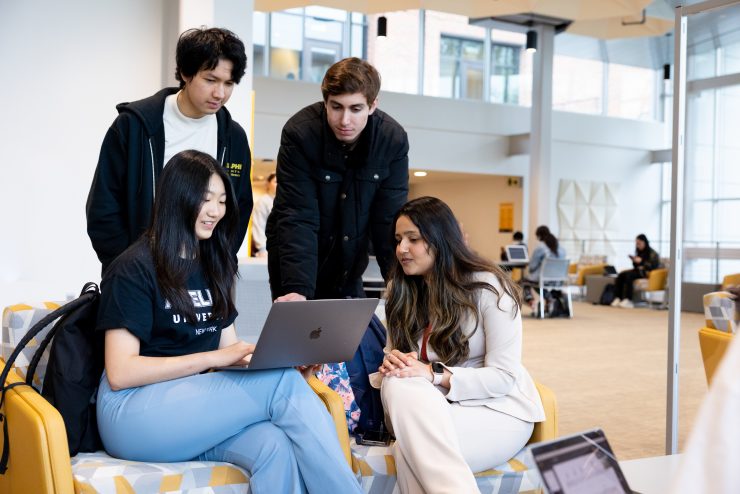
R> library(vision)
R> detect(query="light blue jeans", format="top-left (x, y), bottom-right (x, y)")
top-left (97, 368), bottom-right (361, 494)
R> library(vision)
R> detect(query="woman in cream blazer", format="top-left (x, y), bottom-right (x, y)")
top-left (377, 197), bottom-right (545, 494)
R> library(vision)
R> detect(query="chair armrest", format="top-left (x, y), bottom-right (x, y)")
top-left (529, 381), bottom-right (558, 444)
top-left (0, 358), bottom-right (74, 494)
top-left (647, 268), bottom-right (668, 291)
top-left (306, 375), bottom-right (352, 467)
top-left (576, 264), bottom-right (607, 286)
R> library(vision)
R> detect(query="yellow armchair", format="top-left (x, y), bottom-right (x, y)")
top-left (0, 359), bottom-right (351, 493)
top-left (529, 382), bottom-right (559, 443)
top-left (721, 273), bottom-right (740, 290)
top-left (573, 264), bottom-right (607, 287)
top-left (646, 268), bottom-right (668, 291)
top-left (698, 328), bottom-right (734, 385)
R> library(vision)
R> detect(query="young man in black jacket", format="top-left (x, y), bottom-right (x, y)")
top-left (266, 57), bottom-right (409, 302)
top-left (86, 28), bottom-right (252, 273)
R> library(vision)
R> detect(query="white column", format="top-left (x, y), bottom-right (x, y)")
top-left (528, 25), bottom-right (555, 241)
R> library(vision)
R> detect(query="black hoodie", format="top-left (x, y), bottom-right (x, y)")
top-left (86, 88), bottom-right (252, 272)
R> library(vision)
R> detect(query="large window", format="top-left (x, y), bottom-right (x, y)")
top-left (255, 8), bottom-right (659, 122)
top-left (553, 55), bottom-right (604, 115)
top-left (253, 8), bottom-right (366, 81)
top-left (439, 35), bottom-right (484, 100)
top-left (681, 83), bottom-right (740, 282)
top-left (490, 43), bottom-right (521, 104)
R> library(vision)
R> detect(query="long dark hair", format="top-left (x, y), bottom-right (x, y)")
top-left (147, 150), bottom-right (239, 323)
top-left (635, 233), bottom-right (651, 256)
top-left (535, 225), bottom-right (559, 256)
top-left (385, 197), bottom-right (522, 366)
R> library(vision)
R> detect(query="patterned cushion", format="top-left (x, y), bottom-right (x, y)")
top-left (1, 302), bottom-right (60, 387)
top-left (350, 438), bottom-right (542, 494)
top-left (71, 451), bottom-right (250, 493)
top-left (703, 291), bottom-right (738, 333)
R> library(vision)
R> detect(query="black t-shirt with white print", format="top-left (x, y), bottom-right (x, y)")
top-left (97, 238), bottom-right (237, 357)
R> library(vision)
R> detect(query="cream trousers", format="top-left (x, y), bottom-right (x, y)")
top-left (381, 376), bottom-right (533, 494)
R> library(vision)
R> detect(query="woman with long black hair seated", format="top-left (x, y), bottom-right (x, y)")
top-left (611, 233), bottom-right (661, 309)
top-left (95, 150), bottom-right (362, 494)
top-left (376, 197), bottom-right (544, 493)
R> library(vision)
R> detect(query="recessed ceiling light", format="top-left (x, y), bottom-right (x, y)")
top-left (413, 171), bottom-right (428, 177)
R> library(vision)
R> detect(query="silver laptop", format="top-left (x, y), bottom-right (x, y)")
top-left (529, 428), bottom-right (641, 494)
top-left (505, 244), bottom-right (529, 263)
top-left (220, 298), bottom-right (379, 371)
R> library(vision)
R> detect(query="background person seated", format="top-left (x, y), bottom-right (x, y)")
top-left (500, 230), bottom-right (526, 261)
top-left (522, 225), bottom-right (567, 312)
top-left (610, 234), bottom-right (660, 309)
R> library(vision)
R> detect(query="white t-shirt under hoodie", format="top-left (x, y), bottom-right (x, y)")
top-left (162, 92), bottom-right (218, 167)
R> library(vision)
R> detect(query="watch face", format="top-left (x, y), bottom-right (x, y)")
top-left (432, 362), bottom-right (444, 374)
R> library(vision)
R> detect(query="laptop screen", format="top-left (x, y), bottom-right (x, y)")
top-left (529, 429), bottom-right (634, 494)
top-left (505, 245), bottom-right (529, 262)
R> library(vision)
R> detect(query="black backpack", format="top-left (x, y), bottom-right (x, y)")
top-left (547, 289), bottom-right (570, 318)
top-left (599, 284), bottom-right (616, 306)
top-left (0, 282), bottom-right (103, 474)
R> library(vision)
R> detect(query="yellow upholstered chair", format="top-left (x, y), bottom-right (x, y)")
top-left (698, 328), bottom-right (733, 385)
top-left (0, 360), bottom-right (346, 494)
top-left (347, 381), bottom-right (558, 481)
top-left (528, 382), bottom-right (559, 443)
top-left (570, 263), bottom-right (607, 299)
top-left (721, 273), bottom-right (740, 290)
top-left (698, 290), bottom-right (737, 385)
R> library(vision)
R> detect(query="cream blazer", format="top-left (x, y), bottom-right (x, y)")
top-left (375, 271), bottom-right (545, 424)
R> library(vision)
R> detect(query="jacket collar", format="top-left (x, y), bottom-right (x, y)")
top-left (116, 87), bottom-right (233, 142)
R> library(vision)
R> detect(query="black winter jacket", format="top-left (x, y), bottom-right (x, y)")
top-left (86, 88), bottom-right (252, 272)
top-left (266, 102), bottom-right (409, 299)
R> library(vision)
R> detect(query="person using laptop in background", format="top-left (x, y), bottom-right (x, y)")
top-left (96, 150), bottom-right (362, 494)
top-left (86, 27), bottom-right (253, 274)
top-left (500, 230), bottom-right (526, 261)
top-left (376, 196), bottom-right (545, 493)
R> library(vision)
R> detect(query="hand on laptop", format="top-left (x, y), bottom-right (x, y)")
top-left (275, 292), bottom-right (307, 302)
top-left (214, 341), bottom-right (255, 368)
top-left (296, 364), bottom-right (322, 380)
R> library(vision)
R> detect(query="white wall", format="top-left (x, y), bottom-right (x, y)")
top-left (0, 0), bottom-right (254, 308)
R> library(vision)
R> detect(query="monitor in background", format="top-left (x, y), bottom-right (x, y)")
top-left (529, 428), bottom-right (640, 494)
top-left (505, 244), bottom-right (529, 263)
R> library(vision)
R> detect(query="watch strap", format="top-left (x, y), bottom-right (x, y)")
top-left (431, 363), bottom-right (444, 385)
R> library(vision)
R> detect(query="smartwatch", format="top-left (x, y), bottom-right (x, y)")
top-left (431, 362), bottom-right (445, 385)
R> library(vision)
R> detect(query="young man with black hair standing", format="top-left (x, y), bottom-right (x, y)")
top-left (86, 27), bottom-right (252, 273)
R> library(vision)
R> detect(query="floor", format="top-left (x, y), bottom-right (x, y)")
top-left (520, 300), bottom-right (706, 460)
